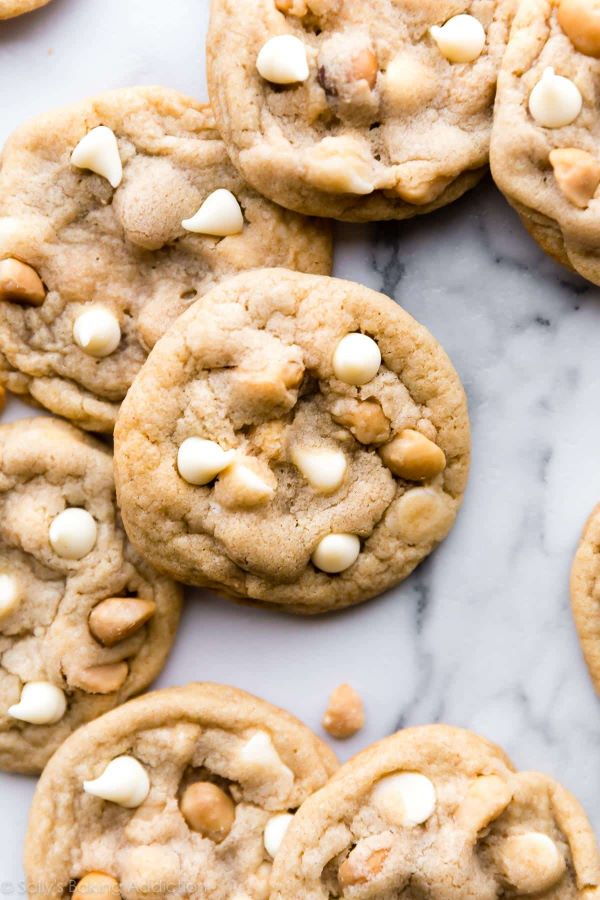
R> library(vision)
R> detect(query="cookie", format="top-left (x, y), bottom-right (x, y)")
top-left (0, 87), bottom-right (332, 432)
top-left (491, 0), bottom-right (600, 284)
top-left (206, 0), bottom-right (515, 222)
top-left (0, 417), bottom-right (181, 773)
top-left (114, 268), bottom-right (470, 614)
top-left (270, 724), bottom-right (600, 898)
top-left (24, 682), bottom-right (338, 900)
top-left (570, 503), bottom-right (600, 694)
top-left (0, 0), bottom-right (51, 18)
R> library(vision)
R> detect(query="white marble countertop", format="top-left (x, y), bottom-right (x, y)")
top-left (2, 0), bottom-right (600, 889)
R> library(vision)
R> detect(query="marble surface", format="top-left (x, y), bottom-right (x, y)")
top-left (1, 0), bottom-right (600, 888)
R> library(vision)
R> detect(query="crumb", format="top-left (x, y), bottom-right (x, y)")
top-left (322, 683), bottom-right (365, 740)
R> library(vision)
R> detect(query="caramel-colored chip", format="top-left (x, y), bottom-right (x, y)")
top-left (180, 782), bottom-right (236, 842)
top-left (549, 148), bottom-right (600, 208)
top-left (379, 429), bottom-right (446, 480)
top-left (322, 683), bottom-right (365, 739)
top-left (71, 662), bottom-right (129, 694)
top-left (89, 597), bottom-right (157, 647)
top-left (351, 48), bottom-right (378, 88)
top-left (558, 0), bottom-right (600, 57)
top-left (0, 258), bottom-right (46, 305)
top-left (73, 873), bottom-right (120, 900)
top-left (331, 399), bottom-right (391, 445)
top-left (338, 847), bottom-right (388, 886)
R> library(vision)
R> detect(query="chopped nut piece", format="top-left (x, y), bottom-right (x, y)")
top-left (180, 782), bottom-right (235, 842)
top-left (549, 148), bottom-right (600, 208)
top-left (323, 683), bottom-right (365, 739)
top-left (232, 359), bottom-right (304, 413)
top-left (73, 873), bottom-right (120, 900)
top-left (331, 399), bottom-right (391, 444)
top-left (89, 597), bottom-right (157, 647)
top-left (251, 421), bottom-right (287, 461)
top-left (558, 0), bottom-right (600, 57)
top-left (0, 258), bottom-right (46, 305)
top-left (338, 847), bottom-right (388, 886)
top-left (72, 662), bottom-right (129, 694)
top-left (379, 429), bottom-right (446, 480)
top-left (214, 458), bottom-right (276, 509)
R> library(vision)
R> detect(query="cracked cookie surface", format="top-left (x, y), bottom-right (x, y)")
top-left (0, 86), bottom-right (332, 432)
top-left (25, 682), bottom-right (338, 900)
top-left (0, 417), bottom-right (181, 773)
top-left (491, 0), bottom-right (600, 284)
top-left (0, 0), bottom-right (50, 17)
top-left (571, 503), bottom-right (600, 695)
top-left (207, 0), bottom-right (515, 222)
top-left (270, 724), bottom-right (600, 898)
top-left (114, 269), bottom-right (470, 614)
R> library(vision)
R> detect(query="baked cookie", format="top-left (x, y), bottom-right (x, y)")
top-left (25, 682), bottom-right (338, 900)
top-left (0, 417), bottom-right (181, 773)
top-left (207, 0), bottom-right (515, 222)
top-left (570, 503), bottom-right (600, 694)
top-left (0, 0), bottom-right (51, 18)
top-left (491, 0), bottom-right (600, 284)
top-left (270, 724), bottom-right (600, 898)
top-left (0, 87), bottom-right (332, 432)
top-left (114, 269), bottom-right (470, 614)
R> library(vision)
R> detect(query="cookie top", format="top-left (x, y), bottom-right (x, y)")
top-left (0, 86), bottom-right (332, 432)
top-left (207, 0), bottom-right (515, 222)
top-left (0, 417), bottom-right (181, 773)
top-left (491, 0), bottom-right (600, 284)
top-left (25, 682), bottom-right (338, 900)
top-left (270, 724), bottom-right (600, 898)
top-left (114, 268), bottom-right (470, 614)
top-left (0, 0), bottom-right (50, 18)
top-left (570, 503), bottom-right (600, 694)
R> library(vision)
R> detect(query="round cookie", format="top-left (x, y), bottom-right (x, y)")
top-left (0, 417), bottom-right (181, 773)
top-left (207, 0), bottom-right (516, 222)
top-left (0, 0), bottom-right (51, 18)
top-left (0, 87), bottom-right (332, 432)
top-left (114, 268), bottom-right (470, 614)
top-left (24, 682), bottom-right (339, 900)
top-left (270, 724), bottom-right (600, 898)
top-left (491, 0), bottom-right (600, 285)
top-left (570, 503), bottom-right (600, 694)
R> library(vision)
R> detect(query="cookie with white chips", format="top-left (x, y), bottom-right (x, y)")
top-left (0, 417), bottom-right (181, 773)
top-left (270, 725), bottom-right (600, 898)
top-left (114, 269), bottom-right (470, 614)
top-left (24, 683), bottom-right (338, 900)
top-left (0, 86), bottom-right (332, 432)
top-left (207, 0), bottom-right (515, 221)
top-left (491, 0), bottom-right (600, 284)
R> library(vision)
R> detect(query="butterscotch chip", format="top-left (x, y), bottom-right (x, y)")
top-left (0, 417), bottom-right (181, 774)
top-left (114, 270), bottom-right (469, 614)
top-left (558, 0), bottom-right (600, 57)
top-left (25, 684), bottom-right (338, 900)
top-left (549, 148), bottom-right (600, 208)
top-left (0, 88), bottom-right (331, 433)
top-left (379, 429), bottom-right (446, 480)
top-left (269, 725), bottom-right (599, 897)
top-left (322, 683), bottom-right (364, 739)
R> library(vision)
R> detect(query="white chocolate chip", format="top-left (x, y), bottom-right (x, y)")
top-left (71, 126), bottom-right (123, 188)
top-left (0, 574), bottom-right (21, 621)
top-left (311, 533), bottom-right (360, 574)
top-left (291, 446), bottom-right (347, 494)
top-left (73, 306), bottom-right (121, 358)
top-left (177, 438), bottom-right (235, 486)
top-left (49, 508), bottom-right (98, 560)
top-left (182, 189), bottom-right (244, 236)
top-left (263, 813), bottom-right (294, 858)
top-left (371, 772), bottom-right (437, 827)
top-left (256, 34), bottom-right (309, 84)
top-left (83, 755), bottom-right (150, 808)
top-left (8, 681), bottom-right (67, 725)
top-left (430, 14), bottom-right (486, 63)
top-left (333, 333), bottom-right (381, 386)
top-left (498, 832), bottom-right (566, 894)
top-left (240, 731), bottom-right (286, 772)
top-left (528, 67), bottom-right (582, 128)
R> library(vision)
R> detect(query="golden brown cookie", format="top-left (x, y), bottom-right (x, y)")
top-left (0, 417), bottom-right (181, 773)
top-left (0, 86), bottom-right (332, 432)
top-left (571, 503), bottom-right (600, 694)
top-left (207, 0), bottom-right (516, 221)
top-left (114, 268), bottom-right (470, 614)
top-left (0, 0), bottom-right (51, 18)
top-left (270, 725), bottom-right (600, 898)
top-left (25, 683), bottom-right (338, 900)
